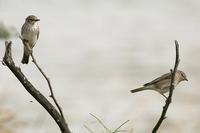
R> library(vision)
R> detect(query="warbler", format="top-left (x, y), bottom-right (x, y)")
top-left (21, 15), bottom-right (40, 64)
top-left (130, 70), bottom-right (188, 98)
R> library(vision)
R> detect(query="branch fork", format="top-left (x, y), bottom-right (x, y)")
top-left (2, 41), bottom-right (71, 133)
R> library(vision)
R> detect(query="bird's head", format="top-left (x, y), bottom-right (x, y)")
top-left (177, 70), bottom-right (188, 82)
top-left (25, 15), bottom-right (40, 24)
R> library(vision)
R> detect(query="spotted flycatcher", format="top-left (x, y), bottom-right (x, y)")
top-left (21, 15), bottom-right (40, 64)
top-left (130, 70), bottom-right (188, 98)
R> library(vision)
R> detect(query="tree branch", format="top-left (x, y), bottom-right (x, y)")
top-left (20, 36), bottom-right (65, 120)
top-left (152, 40), bottom-right (180, 133)
top-left (2, 41), bottom-right (71, 133)
top-left (30, 53), bottom-right (65, 120)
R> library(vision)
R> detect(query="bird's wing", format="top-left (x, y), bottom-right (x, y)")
top-left (21, 24), bottom-right (25, 36)
top-left (144, 73), bottom-right (171, 86)
top-left (21, 24), bottom-right (29, 43)
top-left (37, 27), bottom-right (40, 40)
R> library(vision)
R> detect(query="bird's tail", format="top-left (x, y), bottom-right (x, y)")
top-left (21, 51), bottom-right (30, 64)
top-left (130, 86), bottom-right (152, 93)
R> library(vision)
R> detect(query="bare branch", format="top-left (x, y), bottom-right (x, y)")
top-left (30, 53), bottom-right (65, 120)
top-left (152, 40), bottom-right (180, 133)
top-left (20, 38), bottom-right (65, 120)
top-left (2, 41), bottom-right (71, 133)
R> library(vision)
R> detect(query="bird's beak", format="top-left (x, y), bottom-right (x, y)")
top-left (185, 78), bottom-right (188, 81)
top-left (35, 19), bottom-right (40, 21)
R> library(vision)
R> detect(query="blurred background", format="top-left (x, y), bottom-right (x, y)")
top-left (0, 0), bottom-right (199, 133)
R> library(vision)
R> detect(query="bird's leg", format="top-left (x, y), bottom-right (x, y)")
top-left (161, 93), bottom-right (168, 99)
top-left (28, 47), bottom-right (33, 54)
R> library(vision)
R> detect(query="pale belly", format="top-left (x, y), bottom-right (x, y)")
top-left (155, 79), bottom-right (179, 94)
top-left (22, 25), bottom-right (38, 48)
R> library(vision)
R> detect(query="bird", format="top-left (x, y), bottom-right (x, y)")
top-left (21, 15), bottom-right (40, 64)
top-left (130, 70), bottom-right (188, 98)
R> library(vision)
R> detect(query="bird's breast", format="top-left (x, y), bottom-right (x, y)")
top-left (22, 24), bottom-right (39, 47)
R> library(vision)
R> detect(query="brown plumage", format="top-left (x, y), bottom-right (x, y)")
top-left (21, 15), bottom-right (40, 64)
top-left (130, 70), bottom-right (188, 98)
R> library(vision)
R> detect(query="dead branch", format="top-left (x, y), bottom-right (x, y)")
top-left (30, 53), bottom-right (65, 120)
top-left (152, 40), bottom-right (180, 133)
top-left (20, 37), bottom-right (65, 121)
top-left (2, 41), bottom-right (71, 133)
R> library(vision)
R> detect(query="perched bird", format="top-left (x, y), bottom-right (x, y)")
top-left (21, 15), bottom-right (40, 64)
top-left (130, 70), bottom-right (188, 98)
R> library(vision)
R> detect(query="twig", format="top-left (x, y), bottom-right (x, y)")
top-left (19, 35), bottom-right (65, 120)
top-left (83, 124), bottom-right (95, 133)
top-left (1, 60), bottom-right (6, 65)
top-left (89, 113), bottom-right (111, 132)
top-left (152, 40), bottom-right (180, 133)
top-left (2, 41), bottom-right (71, 133)
top-left (113, 120), bottom-right (130, 133)
top-left (30, 53), bottom-right (65, 120)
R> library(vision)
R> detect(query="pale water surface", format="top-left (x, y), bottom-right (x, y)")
top-left (0, 0), bottom-right (200, 133)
